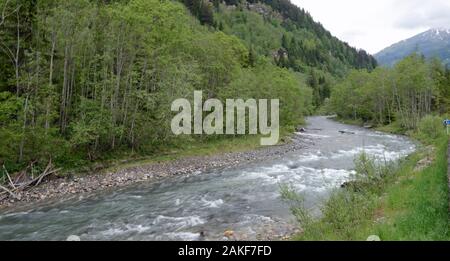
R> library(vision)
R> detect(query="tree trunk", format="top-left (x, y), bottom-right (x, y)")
top-left (14, 10), bottom-right (20, 96)
top-left (45, 33), bottom-right (56, 132)
top-left (19, 95), bottom-right (29, 162)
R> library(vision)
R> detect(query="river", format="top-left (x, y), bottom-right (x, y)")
top-left (0, 116), bottom-right (416, 241)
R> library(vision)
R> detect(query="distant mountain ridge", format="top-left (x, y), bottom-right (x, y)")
top-left (183, 0), bottom-right (378, 76)
top-left (375, 28), bottom-right (450, 67)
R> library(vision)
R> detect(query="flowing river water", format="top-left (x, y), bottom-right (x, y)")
top-left (0, 116), bottom-right (416, 241)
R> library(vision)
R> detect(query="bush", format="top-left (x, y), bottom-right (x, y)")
top-left (283, 151), bottom-right (403, 240)
top-left (416, 115), bottom-right (446, 143)
top-left (281, 183), bottom-right (377, 240)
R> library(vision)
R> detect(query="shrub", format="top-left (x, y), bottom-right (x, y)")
top-left (416, 115), bottom-right (446, 143)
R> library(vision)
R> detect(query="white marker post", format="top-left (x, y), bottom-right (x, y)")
top-left (445, 119), bottom-right (450, 135)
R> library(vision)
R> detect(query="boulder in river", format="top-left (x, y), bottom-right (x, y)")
top-left (367, 235), bottom-right (381, 241)
top-left (66, 235), bottom-right (81, 241)
top-left (339, 130), bottom-right (355, 135)
top-left (296, 127), bottom-right (306, 133)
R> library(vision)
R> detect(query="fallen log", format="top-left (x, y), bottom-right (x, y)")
top-left (35, 160), bottom-right (52, 187)
top-left (0, 184), bottom-right (19, 200)
top-left (0, 160), bottom-right (61, 200)
top-left (16, 167), bottom-right (61, 190)
top-left (35, 168), bottom-right (61, 187)
top-left (3, 165), bottom-right (16, 189)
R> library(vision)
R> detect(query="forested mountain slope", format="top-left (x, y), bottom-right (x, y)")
top-left (182, 0), bottom-right (377, 106)
top-left (184, 0), bottom-right (377, 75)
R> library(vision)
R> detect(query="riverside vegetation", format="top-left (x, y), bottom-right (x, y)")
top-left (0, 0), bottom-right (449, 241)
top-left (283, 54), bottom-right (450, 240)
top-left (0, 0), bottom-right (376, 182)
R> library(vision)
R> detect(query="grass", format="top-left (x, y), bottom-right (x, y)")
top-left (102, 135), bottom-right (262, 173)
top-left (286, 117), bottom-right (449, 241)
top-left (373, 136), bottom-right (449, 240)
top-left (375, 121), bottom-right (406, 135)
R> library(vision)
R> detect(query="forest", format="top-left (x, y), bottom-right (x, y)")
top-left (1, 0), bottom-right (446, 180)
top-left (0, 0), bottom-right (316, 175)
top-left (187, 0), bottom-right (378, 106)
top-left (327, 54), bottom-right (450, 130)
top-left (1, 0), bottom-right (450, 242)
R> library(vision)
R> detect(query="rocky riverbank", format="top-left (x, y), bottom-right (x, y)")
top-left (0, 134), bottom-right (310, 210)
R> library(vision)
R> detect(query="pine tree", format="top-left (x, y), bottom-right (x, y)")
top-left (199, 1), bottom-right (214, 26)
top-left (281, 34), bottom-right (289, 50)
top-left (212, 0), bottom-right (220, 11)
top-left (248, 46), bottom-right (256, 67)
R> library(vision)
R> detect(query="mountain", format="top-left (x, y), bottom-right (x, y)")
top-left (184, 0), bottom-right (378, 76)
top-left (375, 28), bottom-right (450, 67)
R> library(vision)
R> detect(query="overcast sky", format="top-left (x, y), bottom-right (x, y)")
top-left (291, 0), bottom-right (450, 54)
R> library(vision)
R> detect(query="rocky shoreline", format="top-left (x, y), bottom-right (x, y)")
top-left (0, 134), bottom-right (310, 210)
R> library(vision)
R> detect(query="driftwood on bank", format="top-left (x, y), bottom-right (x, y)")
top-left (0, 160), bottom-right (61, 201)
top-left (3, 164), bottom-right (16, 189)
top-left (0, 184), bottom-right (19, 200)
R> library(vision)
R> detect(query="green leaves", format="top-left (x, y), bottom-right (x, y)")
top-left (330, 54), bottom-right (446, 130)
top-left (0, 0), bottom-right (313, 170)
top-left (0, 91), bottom-right (22, 125)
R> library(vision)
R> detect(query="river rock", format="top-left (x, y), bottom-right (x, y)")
top-left (367, 235), bottom-right (381, 241)
top-left (0, 120), bottom-right (311, 213)
top-left (224, 230), bottom-right (234, 238)
top-left (66, 235), bottom-right (81, 241)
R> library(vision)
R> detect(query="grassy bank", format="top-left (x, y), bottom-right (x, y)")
top-left (374, 135), bottom-right (449, 240)
top-left (102, 135), bottom-right (264, 174)
top-left (285, 116), bottom-right (449, 241)
top-left (79, 126), bottom-right (298, 176)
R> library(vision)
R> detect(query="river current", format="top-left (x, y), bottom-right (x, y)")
top-left (0, 116), bottom-right (416, 241)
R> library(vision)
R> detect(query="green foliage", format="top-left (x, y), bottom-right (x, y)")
top-left (0, 0), bottom-right (313, 173)
top-left (282, 184), bottom-right (377, 240)
top-left (319, 190), bottom-right (375, 239)
top-left (330, 54), bottom-right (448, 130)
top-left (183, 0), bottom-right (215, 26)
top-left (415, 115), bottom-right (446, 143)
top-left (288, 120), bottom-right (449, 241)
top-left (215, 1), bottom-right (377, 76)
top-left (0, 92), bottom-right (22, 167)
top-left (354, 152), bottom-right (378, 181)
top-left (280, 184), bottom-right (315, 230)
top-left (220, 62), bottom-right (309, 121)
top-left (69, 98), bottom-right (114, 157)
top-left (212, 1), bottom-right (377, 107)
top-left (375, 136), bottom-right (449, 240)
top-left (0, 92), bottom-right (22, 124)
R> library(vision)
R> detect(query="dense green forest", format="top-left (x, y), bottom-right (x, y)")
top-left (184, 0), bottom-right (377, 106)
top-left (185, 0), bottom-right (377, 73)
top-left (288, 54), bottom-right (450, 241)
top-left (0, 0), bottom-right (381, 175)
top-left (327, 54), bottom-right (450, 130)
top-left (0, 0), bottom-right (318, 174)
top-left (1, 0), bottom-right (449, 242)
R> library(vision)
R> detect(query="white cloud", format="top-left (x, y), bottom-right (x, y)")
top-left (291, 0), bottom-right (450, 54)
top-left (393, 0), bottom-right (450, 29)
